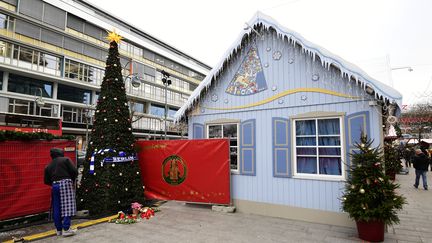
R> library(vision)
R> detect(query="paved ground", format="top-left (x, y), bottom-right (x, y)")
top-left (25, 167), bottom-right (430, 243)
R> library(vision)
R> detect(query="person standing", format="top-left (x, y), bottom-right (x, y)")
top-left (44, 148), bottom-right (78, 236)
top-left (413, 149), bottom-right (429, 190)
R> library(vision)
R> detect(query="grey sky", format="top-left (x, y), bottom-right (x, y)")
top-left (87, 0), bottom-right (432, 107)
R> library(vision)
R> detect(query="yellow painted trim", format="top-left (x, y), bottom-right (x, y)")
top-left (0, 1), bottom-right (16, 11)
top-left (203, 88), bottom-right (360, 111)
top-left (3, 215), bottom-right (118, 243)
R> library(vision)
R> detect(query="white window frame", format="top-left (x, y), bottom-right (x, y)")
top-left (206, 123), bottom-right (239, 173)
top-left (292, 116), bottom-right (345, 181)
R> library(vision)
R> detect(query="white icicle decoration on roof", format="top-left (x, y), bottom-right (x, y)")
top-left (174, 11), bottom-right (402, 122)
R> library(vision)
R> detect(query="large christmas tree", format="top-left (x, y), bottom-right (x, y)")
top-left (342, 135), bottom-right (405, 225)
top-left (77, 31), bottom-right (144, 216)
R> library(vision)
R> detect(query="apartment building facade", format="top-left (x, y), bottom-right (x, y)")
top-left (0, 0), bottom-right (210, 149)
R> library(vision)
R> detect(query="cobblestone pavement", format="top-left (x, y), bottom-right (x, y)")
top-left (11, 167), bottom-right (429, 242)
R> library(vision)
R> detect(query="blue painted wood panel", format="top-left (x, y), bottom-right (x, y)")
top-left (188, 31), bottom-right (383, 213)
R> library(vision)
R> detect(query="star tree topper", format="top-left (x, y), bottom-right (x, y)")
top-left (106, 30), bottom-right (122, 44)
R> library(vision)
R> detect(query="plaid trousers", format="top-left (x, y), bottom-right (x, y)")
top-left (57, 179), bottom-right (76, 217)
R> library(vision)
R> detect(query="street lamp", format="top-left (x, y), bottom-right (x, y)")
top-left (386, 55), bottom-right (413, 87)
top-left (84, 105), bottom-right (93, 150)
top-left (161, 70), bottom-right (171, 140)
top-left (124, 74), bottom-right (141, 88)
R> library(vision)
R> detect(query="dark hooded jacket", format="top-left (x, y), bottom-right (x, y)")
top-left (44, 148), bottom-right (78, 185)
top-left (413, 153), bottom-right (430, 171)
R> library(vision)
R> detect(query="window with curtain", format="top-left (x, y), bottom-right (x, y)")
top-left (207, 123), bottom-right (239, 171)
top-left (294, 117), bottom-right (343, 178)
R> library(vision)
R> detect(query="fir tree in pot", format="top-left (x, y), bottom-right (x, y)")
top-left (384, 141), bottom-right (403, 180)
top-left (342, 135), bottom-right (406, 242)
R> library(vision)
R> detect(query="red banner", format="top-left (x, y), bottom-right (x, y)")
top-left (0, 140), bottom-right (76, 220)
top-left (137, 139), bottom-right (230, 205)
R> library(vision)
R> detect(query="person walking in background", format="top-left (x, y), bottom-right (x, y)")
top-left (44, 148), bottom-right (78, 237)
top-left (413, 149), bottom-right (429, 190)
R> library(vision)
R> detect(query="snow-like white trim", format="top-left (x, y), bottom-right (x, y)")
top-left (174, 11), bottom-right (402, 122)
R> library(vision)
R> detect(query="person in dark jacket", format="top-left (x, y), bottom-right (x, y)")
top-left (413, 149), bottom-right (429, 190)
top-left (44, 148), bottom-right (78, 237)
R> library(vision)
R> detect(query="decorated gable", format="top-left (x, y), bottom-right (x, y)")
top-left (225, 45), bottom-right (267, 96)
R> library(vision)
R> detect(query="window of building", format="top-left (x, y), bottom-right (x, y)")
top-left (293, 117), bottom-right (343, 179)
top-left (207, 123), bottom-right (239, 171)
top-left (189, 83), bottom-right (198, 91)
top-left (19, 0), bottom-right (43, 20)
top-left (62, 106), bottom-right (89, 124)
top-left (168, 108), bottom-right (177, 118)
top-left (132, 61), bottom-right (155, 82)
top-left (149, 104), bottom-right (165, 117)
top-left (2, 0), bottom-right (17, 6)
top-left (8, 74), bottom-right (53, 98)
top-left (66, 14), bottom-right (84, 32)
top-left (131, 102), bottom-right (145, 113)
top-left (41, 29), bottom-right (63, 47)
top-left (10, 44), bottom-right (61, 76)
top-left (57, 84), bottom-right (92, 104)
top-left (64, 59), bottom-right (104, 84)
top-left (42, 3), bottom-right (66, 29)
top-left (7, 98), bottom-right (56, 117)
top-left (15, 19), bottom-right (40, 39)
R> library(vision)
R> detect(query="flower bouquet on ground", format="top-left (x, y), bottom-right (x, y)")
top-left (109, 211), bottom-right (138, 224)
top-left (109, 202), bottom-right (157, 224)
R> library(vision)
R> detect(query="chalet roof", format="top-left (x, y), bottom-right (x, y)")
top-left (174, 12), bottom-right (402, 122)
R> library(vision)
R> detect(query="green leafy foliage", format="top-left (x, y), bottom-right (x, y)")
top-left (0, 130), bottom-right (74, 142)
top-left (77, 41), bottom-right (144, 216)
top-left (384, 142), bottom-right (403, 173)
top-left (342, 135), bottom-right (406, 225)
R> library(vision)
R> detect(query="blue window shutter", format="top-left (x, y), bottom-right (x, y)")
top-left (240, 119), bottom-right (256, 175)
top-left (192, 123), bottom-right (204, 139)
top-left (345, 111), bottom-right (370, 165)
top-left (272, 117), bottom-right (291, 177)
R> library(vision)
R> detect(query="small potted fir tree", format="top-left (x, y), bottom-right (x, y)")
top-left (384, 141), bottom-right (403, 180)
top-left (342, 135), bottom-right (406, 242)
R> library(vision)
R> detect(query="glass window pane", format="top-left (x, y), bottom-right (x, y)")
top-left (230, 147), bottom-right (238, 170)
top-left (319, 148), bottom-right (341, 156)
top-left (230, 139), bottom-right (237, 147)
top-left (8, 74), bottom-right (52, 98)
top-left (318, 119), bottom-right (340, 135)
top-left (319, 157), bottom-right (341, 175)
top-left (296, 120), bottom-right (316, 135)
top-left (318, 136), bottom-right (340, 146)
top-left (223, 124), bottom-right (237, 138)
top-left (67, 14), bottom-right (84, 32)
top-left (19, 47), bottom-right (33, 63)
top-left (297, 157), bottom-right (317, 174)
top-left (19, 0), bottom-right (43, 20)
top-left (296, 137), bottom-right (316, 146)
top-left (208, 125), bottom-right (222, 138)
top-left (57, 84), bottom-right (91, 104)
top-left (296, 147), bottom-right (317, 155)
top-left (43, 3), bottom-right (66, 29)
top-left (149, 105), bottom-right (165, 117)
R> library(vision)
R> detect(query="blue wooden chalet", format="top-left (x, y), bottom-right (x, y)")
top-left (175, 12), bottom-right (402, 227)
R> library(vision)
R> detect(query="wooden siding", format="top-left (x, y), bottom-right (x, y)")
top-left (188, 31), bottom-right (382, 212)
